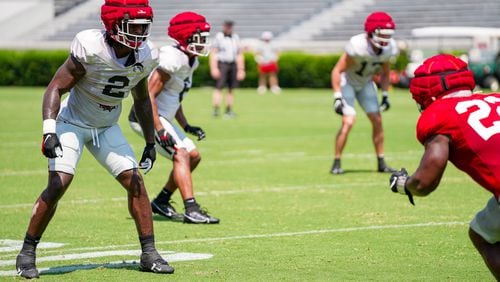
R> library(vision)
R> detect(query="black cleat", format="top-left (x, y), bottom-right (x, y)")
top-left (330, 159), bottom-right (344, 175)
top-left (377, 158), bottom-right (397, 173)
top-left (139, 250), bottom-right (174, 274)
top-left (16, 252), bottom-right (39, 279)
top-left (184, 204), bottom-right (220, 224)
top-left (378, 165), bottom-right (397, 173)
top-left (151, 199), bottom-right (182, 220)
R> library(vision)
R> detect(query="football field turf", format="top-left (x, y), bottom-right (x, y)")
top-left (0, 86), bottom-right (494, 281)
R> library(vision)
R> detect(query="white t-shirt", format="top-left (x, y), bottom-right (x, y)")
top-left (59, 29), bottom-right (159, 128)
top-left (212, 32), bottom-right (240, 63)
top-left (155, 45), bottom-right (199, 121)
top-left (343, 33), bottom-right (398, 88)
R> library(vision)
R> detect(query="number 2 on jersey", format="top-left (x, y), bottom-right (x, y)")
top-left (102, 76), bottom-right (130, 98)
top-left (455, 96), bottom-right (500, 141)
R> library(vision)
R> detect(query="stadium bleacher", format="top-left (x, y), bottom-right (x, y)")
top-left (45, 0), bottom-right (338, 42)
top-left (3, 0), bottom-right (500, 52)
top-left (313, 0), bottom-right (500, 41)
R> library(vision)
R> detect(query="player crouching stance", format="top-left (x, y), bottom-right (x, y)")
top-left (129, 11), bottom-right (219, 224)
top-left (15, 0), bottom-right (175, 278)
top-left (330, 11), bottom-right (398, 174)
top-left (389, 54), bottom-right (500, 279)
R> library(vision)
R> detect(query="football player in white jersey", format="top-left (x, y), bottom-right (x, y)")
top-left (330, 11), bottom-right (398, 174)
top-left (15, 0), bottom-right (175, 278)
top-left (129, 11), bottom-right (219, 224)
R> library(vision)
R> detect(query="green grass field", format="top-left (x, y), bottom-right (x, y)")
top-left (0, 87), bottom-right (495, 281)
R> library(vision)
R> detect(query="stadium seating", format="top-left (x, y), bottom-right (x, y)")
top-left (45, 0), bottom-right (338, 42)
top-left (54, 0), bottom-right (87, 16)
top-left (313, 0), bottom-right (500, 41)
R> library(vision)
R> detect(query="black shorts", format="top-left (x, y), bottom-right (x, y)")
top-left (216, 61), bottom-right (238, 90)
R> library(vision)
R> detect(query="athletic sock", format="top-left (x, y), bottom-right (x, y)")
top-left (139, 235), bottom-right (155, 253)
top-left (184, 198), bottom-right (198, 213)
top-left (155, 188), bottom-right (173, 203)
top-left (333, 158), bottom-right (341, 167)
top-left (225, 106), bottom-right (232, 114)
top-left (20, 233), bottom-right (40, 255)
top-left (377, 156), bottom-right (387, 169)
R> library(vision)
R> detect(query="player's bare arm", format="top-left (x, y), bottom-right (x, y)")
top-left (132, 77), bottom-right (155, 144)
top-left (406, 134), bottom-right (450, 196)
top-left (147, 68), bottom-right (170, 131)
top-left (331, 53), bottom-right (353, 92)
top-left (174, 105), bottom-right (188, 129)
top-left (379, 62), bottom-right (391, 92)
top-left (42, 55), bottom-right (86, 120)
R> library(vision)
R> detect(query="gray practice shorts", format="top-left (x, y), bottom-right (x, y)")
top-left (341, 80), bottom-right (380, 116)
top-left (470, 196), bottom-right (500, 244)
top-left (215, 61), bottom-right (238, 90)
top-left (49, 120), bottom-right (137, 177)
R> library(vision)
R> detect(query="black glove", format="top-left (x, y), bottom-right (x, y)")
top-left (184, 124), bottom-right (206, 141)
top-left (155, 129), bottom-right (177, 158)
top-left (41, 133), bottom-right (63, 158)
top-left (379, 94), bottom-right (390, 111)
top-left (389, 168), bottom-right (414, 205)
top-left (333, 98), bottom-right (344, 115)
top-left (139, 143), bottom-right (156, 174)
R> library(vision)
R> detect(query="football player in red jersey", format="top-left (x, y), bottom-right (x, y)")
top-left (129, 11), bottom-right (219, 224)
top-left (15, 0), bottom-right (175, 278)
top-left (330, 11), bottom-right (398, 174)
top-left (390, 54), bottom-right (500, 279)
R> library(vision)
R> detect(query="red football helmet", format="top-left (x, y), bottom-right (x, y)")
top-left (364, 11), bottom-right (395, 49)
top-left (101, 0), bottom-right (153, 49)
top-left (410, 54), bottom-right (476, 110)
top-left (168, 11), bottom-right (211, 56)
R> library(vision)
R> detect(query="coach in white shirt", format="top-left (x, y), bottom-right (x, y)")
top-left (209, 20), bottom-right (245, 118)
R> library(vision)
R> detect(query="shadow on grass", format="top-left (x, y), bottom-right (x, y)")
top-left (40, 261), bottom-right (140, 276)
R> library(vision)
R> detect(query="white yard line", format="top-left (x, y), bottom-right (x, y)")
top-left (14, 221), bottom-right (466, 256)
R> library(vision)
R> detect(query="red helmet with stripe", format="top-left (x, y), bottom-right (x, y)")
top-left (101, 0), bottom-right (153, 49)
top-left (410, 54), bottom-right (475, 110)
top-left (364, 11), bottom-right (395, 49)
top-left (168, 11), bottom-right (211, 56)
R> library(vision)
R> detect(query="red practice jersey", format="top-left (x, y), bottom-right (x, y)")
top-left (417, 93), bottom-right (500, 199)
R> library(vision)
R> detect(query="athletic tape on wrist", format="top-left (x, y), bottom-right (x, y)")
top-left (43, 119), bottom-right (56, 134)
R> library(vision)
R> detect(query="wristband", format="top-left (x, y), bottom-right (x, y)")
top-left (333, 91), bottom-right (342, 99)
top-left (43, 119), bottom-right (56, 134)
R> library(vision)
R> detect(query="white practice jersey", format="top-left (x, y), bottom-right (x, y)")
top-left (58, 29), bottom-right (159, 128)
top-left (343, 33), bottom-right (398, 88)
top-left (155, 45), bottom-right (199, 122)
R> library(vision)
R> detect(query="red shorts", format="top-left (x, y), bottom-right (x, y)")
top-left (258, 62), bottom-right (278, 74)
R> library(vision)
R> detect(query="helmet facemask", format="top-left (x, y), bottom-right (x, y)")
top-left (113, 16), bottom-right (152, 49)
top-left (370, 28), bottom-right (394, 49)
top-left (186, 31), bottom-right (210, 56)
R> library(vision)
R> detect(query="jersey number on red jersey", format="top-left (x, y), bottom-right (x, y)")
top-left (455, 96), bottom-right (500, 141)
